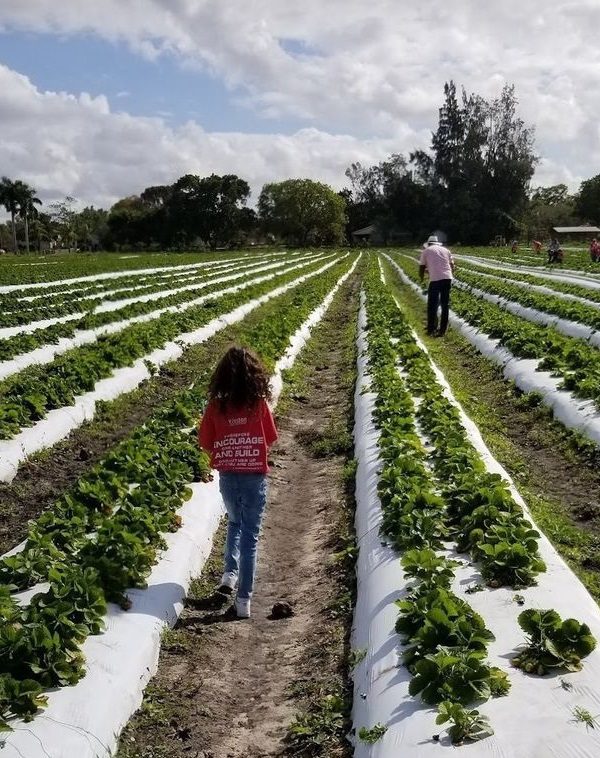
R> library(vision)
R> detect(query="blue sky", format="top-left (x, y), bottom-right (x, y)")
top-left (0, 30), bottom-right (305, 133)
top-left (0, 1), bottom-right (596, 208)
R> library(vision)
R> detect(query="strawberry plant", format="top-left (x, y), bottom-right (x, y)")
top-left (435, 701), bottom-right (494, 745)
top-left (401, 548), bottom-right (459, 588)
top-left (0, 255), bottom-right (359, 727)
top-left (358, 723), bottom-right (387, 743)
top-left (0, 675), bottom-right (47, 730)
top-left (478, 538), bottom-right (547, 588)
top-left (408, 648), bottom-right (509, 705)
top-left (512, 609), bottom-right (597, 674)
top-left (397, 588), bottom-right (495, 666)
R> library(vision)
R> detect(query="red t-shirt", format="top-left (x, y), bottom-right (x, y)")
top-left (198, 398), bottom-right (278, 473)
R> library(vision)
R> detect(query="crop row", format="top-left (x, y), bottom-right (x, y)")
top-left (458, 259), bottom-right (600, 304)
top-left (5, 253), bottom-right (260, 305)
top-left (363, 264), bottom-right (507, 737)
top-left (0, 260), bottom-right (232, 314)
top-left (452, 246), bottom-right (599, 273)
top-left (455, 269), bottom-right (600, 331)
top-left (359, 258), bottom-right (595, 743)
top-left (0, 251), bottom-right (246, 288)
top-left (0, 252), bottom-right (296, 329)
top-left (368, 261), bottom-right (546, 588)
top-left (0, 254), bottom-right (261, 344)
top-left (0, 255), bottom-right (359, 729)
top-left (0, 257), bottom-right (224, 306)
top-left (391, 253), bottom-right (600, 411)
top-left (10, 251), bottom-right (281, 309)
top-left (0, 255), bottom-right (340, 440)
top-left (0, 253), bottom-right (318, 365)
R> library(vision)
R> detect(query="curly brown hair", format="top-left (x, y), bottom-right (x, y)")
top-left (208, 346), bottom-right (272, 413)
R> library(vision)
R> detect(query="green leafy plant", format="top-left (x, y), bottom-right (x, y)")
top-left (349, 648), bottom-right (367, 668)
top-left (401, 548), bottom-right (459, 588)
top-left (0, 675), bottom-right (48, 730)
top-left (435, 701), bottom-right (494, 744)
top-left (572, 706), bottom-right (599, 730)
top-left (286, 693), bottom-right (348, 751)
top-left (465, 584), bottom-right (485, 595)
top-left (358, 723), bottom-right (387, 744)
top-left (408, 648), bottom-right (509, 705)
top-left (396, 588), bottom-right (494, 666)
top-left (512, 609), bottom-right (597, 674)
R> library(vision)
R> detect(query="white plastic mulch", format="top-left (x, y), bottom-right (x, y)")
top-left (0, 256), bottom-right (358, 758)
top-left (0, 254), bottom-right (346, 482)
top-left (351, 295), bottom-right (600, 757)
top-left (384, 254), bottom-right (600, 447)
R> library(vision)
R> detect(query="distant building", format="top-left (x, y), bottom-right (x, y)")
top-left (552, 225), bottom-right (600, 242)
top-left (352, 224), bottom-right (377, 244)
top-left (351, 223), bottom-right (411, 246)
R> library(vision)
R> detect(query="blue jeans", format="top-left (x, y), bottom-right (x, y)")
top-left (219, 472), bottom-right (268, 599)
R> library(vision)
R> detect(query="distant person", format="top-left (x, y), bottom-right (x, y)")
top-left (547, 238), bottom-right (563, 265)
top-left (198, 346), bottom-right (278, 619)
top-left (419, 235), bottom-right (455, 337)
top-left (511, 239), bottom-right (518, 254)
top-left (590, 238), bottom-right (600, 263)
top-left (532, 240), bottom-right (542, 254)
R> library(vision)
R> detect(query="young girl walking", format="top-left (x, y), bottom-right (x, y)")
top-left (198, 346), bottom-right (278, 619)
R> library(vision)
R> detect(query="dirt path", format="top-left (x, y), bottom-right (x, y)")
top-left (0, 278), bottom-right (342, 555)
top-left (118, 277), bottom-right (359, 758)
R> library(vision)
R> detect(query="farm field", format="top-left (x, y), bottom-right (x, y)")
top-left (2, 249), bottom-right (600, 757)
top-left (448, 245), bottom-right (600, 274)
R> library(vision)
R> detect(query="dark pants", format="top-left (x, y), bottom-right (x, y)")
top-left (427, 279), bottom-right (452, 335)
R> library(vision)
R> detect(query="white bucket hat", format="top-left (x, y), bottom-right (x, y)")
top-left (426, 235), bottom-right (439, 245)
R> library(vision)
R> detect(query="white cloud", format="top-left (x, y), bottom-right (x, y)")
top-left (0, 65), bottom-right (406, 209)
top-left (0, 0), bottom-right (599, 196)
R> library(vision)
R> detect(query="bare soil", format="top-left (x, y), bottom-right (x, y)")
top-left (118, 278), bottom-right (359, 758)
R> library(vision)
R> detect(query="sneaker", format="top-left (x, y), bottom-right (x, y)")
top-left (218, 572), bottom-right (237, 595)
top-left (235, 596), bottom-right (251, 619)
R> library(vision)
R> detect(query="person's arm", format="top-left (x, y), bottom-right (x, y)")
top-left (449, 253), bottom-right (455, 274)
top-left (419, 250), bottom-right (427, 282)
top-left (262, 399), bottom-right (278, 447)
top-left (197, 403), bottom-right (215, 454)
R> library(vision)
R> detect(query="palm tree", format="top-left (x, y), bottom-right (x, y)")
top-left (0, 177), bottom-right (21, 253)
top-left (18, 186), bottom-right (42, 254)
top-left (0, 178), bottom-right (41, 254)
top-left (31, 212), bottom-right (54, 252)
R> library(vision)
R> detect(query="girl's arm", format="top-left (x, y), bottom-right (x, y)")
top-left (262, 400), bottom-right (278, 446)
top-left (197, 403), bottom-right (215, 453)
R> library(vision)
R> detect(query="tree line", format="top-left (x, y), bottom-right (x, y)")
top-left (0, 174), bottom-right (345, 253)
top-left (2, 81), bottom-right (599, 252)
top-left (343, 84), bottom-right (599, 244)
